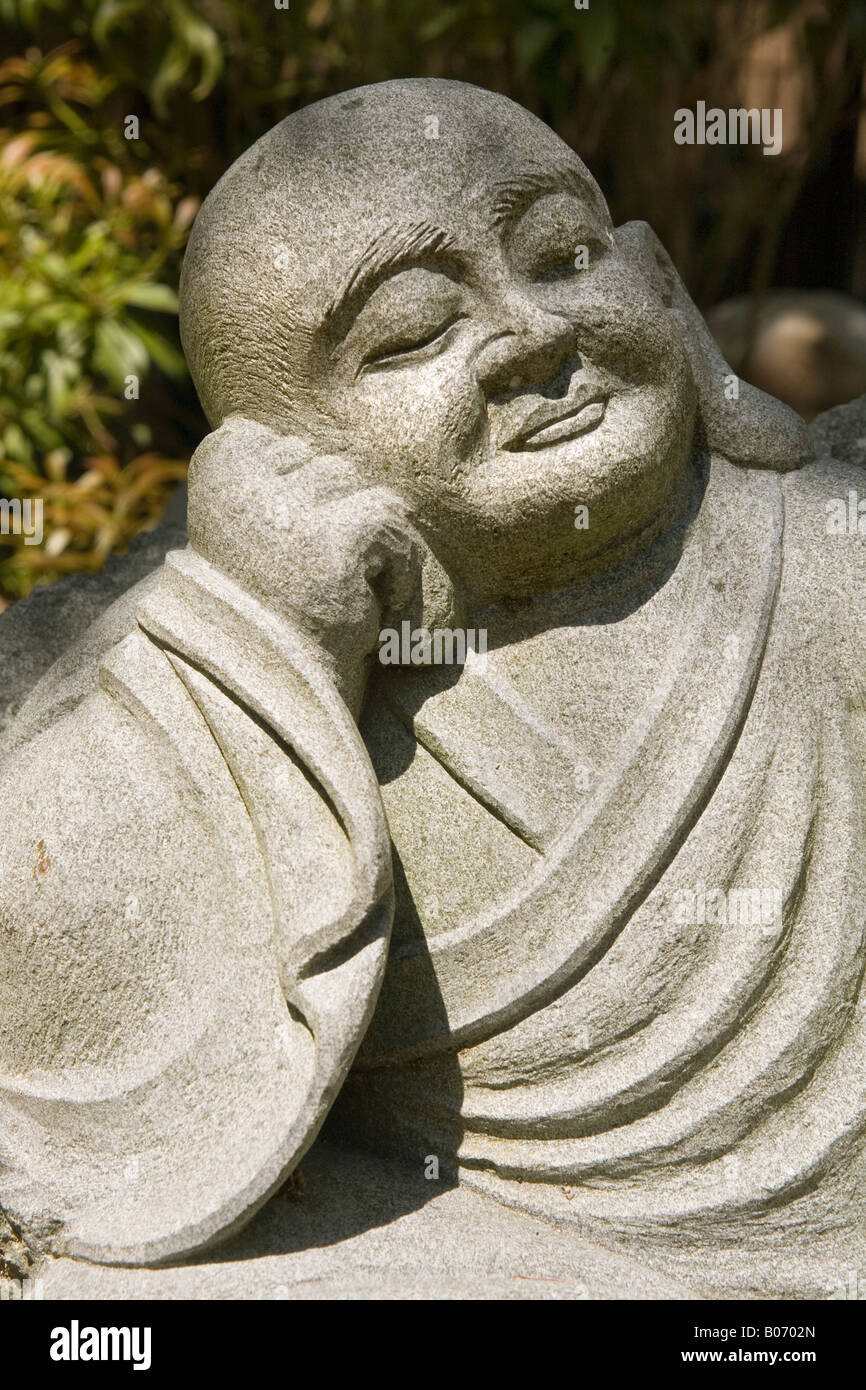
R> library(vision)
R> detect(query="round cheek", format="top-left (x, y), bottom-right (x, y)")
top-left (338, 354), bottom-right (489, 489)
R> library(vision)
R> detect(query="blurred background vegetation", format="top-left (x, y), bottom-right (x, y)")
top-left (0, 0), bottom-right (864, 603)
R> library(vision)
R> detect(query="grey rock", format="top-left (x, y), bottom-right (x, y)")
top-left (1, 78), bottom-right (863, 1299)
top-left (706, 289), bottom-right (866, 420)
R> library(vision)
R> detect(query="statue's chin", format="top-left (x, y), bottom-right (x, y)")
top-left (440, 445), bottom-right (694, 607)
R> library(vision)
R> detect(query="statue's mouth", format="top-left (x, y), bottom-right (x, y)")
top-left (502, 396), bottom-right (607, 451)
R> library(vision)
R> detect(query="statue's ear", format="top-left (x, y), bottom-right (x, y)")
top-left (614, 220), bottom-right (813, 472)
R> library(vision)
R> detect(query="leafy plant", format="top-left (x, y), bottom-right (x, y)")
top-left (0, 44), bottom-right (197, 598)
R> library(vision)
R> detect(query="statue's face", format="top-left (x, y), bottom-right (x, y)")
top-left (239, 86), bottom-right (697, 601)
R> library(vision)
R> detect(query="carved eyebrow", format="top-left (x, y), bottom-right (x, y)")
top-left (322, 220), bottom-right (463, 342)
top-left (488, 162), bottom-right (613, 236)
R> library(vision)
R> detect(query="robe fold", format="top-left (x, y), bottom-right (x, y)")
top-left (3, 423), bottom-right (866, 1294)
top-left (0, 551), bottom-right (392, 1264)
top-left (334, 448), bottom-right (866, 1296)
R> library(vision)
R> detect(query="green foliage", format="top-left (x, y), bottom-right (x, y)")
top-left (0, 44), bottom-right (195, 597)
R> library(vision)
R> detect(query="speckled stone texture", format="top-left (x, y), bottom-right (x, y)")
top-left (2, 79), bottom-right (865, 1299)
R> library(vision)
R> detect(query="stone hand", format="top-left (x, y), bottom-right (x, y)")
top-left (187, 415), bottom-right (458, 714)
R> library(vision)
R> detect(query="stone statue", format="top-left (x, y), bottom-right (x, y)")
top-left (2, 78), bottom-right (866, 1300)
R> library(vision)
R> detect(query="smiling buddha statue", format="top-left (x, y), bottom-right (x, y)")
top-left (2, 79), bottom-right (866, 1300)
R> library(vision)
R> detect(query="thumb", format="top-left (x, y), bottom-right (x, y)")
top-left (350, 488), bottom-right (462, 636)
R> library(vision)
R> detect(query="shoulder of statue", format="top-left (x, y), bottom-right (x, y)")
top-left (809, 393), bottom-right (866, 470)
top-left (779, 407), bottom-right (866, 621)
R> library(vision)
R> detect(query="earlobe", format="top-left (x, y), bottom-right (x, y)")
top-left (615, 220), bottom-right (813, 473)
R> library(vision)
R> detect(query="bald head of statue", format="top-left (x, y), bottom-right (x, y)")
top-left (179, 78), bottom-right (811, 607)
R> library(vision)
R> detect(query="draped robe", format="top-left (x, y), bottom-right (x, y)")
top-left (2, 432), bottom-right (866, 1295)
top-left (0, 548), bottom-right (393, 1264)
top-left (340, 446), bottom-right (866, 1297)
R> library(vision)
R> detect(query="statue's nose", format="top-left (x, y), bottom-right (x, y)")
top-left (474, 294), bottom-right (577, 397)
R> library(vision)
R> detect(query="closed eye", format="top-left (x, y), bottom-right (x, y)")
top-left (359, 314), bottom-right (466, 373)
top-left (534, 261), bottom-right (581, 283)
top-left (531, 239), bottom-right (604, 283)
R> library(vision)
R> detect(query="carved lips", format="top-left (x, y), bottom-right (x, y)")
top-left (501, 394), bottom-right (607, 451)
